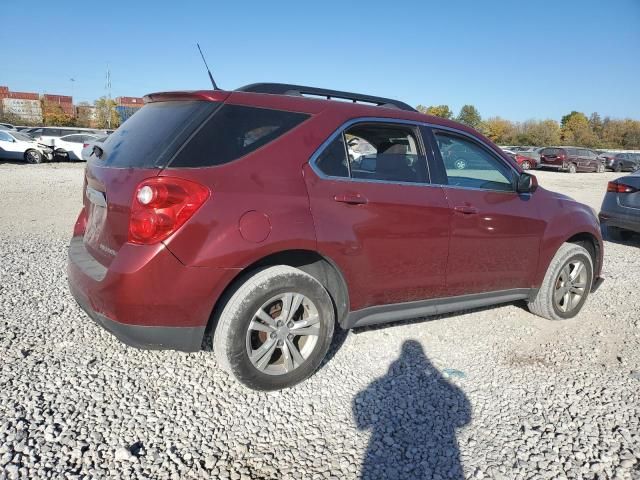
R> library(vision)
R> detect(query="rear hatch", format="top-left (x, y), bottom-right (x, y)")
top-left (540, 148), bottom-right (564, 165)
top-left (82, 98), bottom-right (220, 267)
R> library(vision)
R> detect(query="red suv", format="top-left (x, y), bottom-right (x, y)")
top-left (68, 83), bottom-right (604, 390)
top-left (539, 147), bottom-right (605, 173)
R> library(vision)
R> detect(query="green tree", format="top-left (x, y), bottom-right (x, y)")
top-left (588, 112), bottom-right (603, 140)
top-left (560, 111), bottom-right (597, 146)
top-left (422, 104), bottom-right (453, 119)
top-left (457, 105), bottom-right (482, 130)
top-left (94, 97), bottom-right (120, 129)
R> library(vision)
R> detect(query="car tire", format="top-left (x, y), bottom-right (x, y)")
top-left (527, 243), bottom-right (593, 321)
top-left (24, 149), bottom-right (43, 164)
top-left (567, 163), bottom-right (577, 174)
top-left (521, 160), bottom-right (531, 170)
top-left (614, 163), bottom-right (623, 172)
top-left (54, 148), bottom-right (69, 161)
top-left (213, 265), bottom-right (335, 391)
top-left (596, 164), bottom-right (605, 173)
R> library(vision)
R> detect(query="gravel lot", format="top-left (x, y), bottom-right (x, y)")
top-left (1, 162), bottom-right (639, 480)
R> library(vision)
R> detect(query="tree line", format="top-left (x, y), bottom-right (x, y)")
top-left (416, 104), bottom-right (640, 150)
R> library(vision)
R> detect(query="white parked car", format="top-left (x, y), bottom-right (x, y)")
top-left (24, 127), bottom-right (104, 147)
top-left (0, 130), bottom-right (54, 163)
top-left (53, 134), bottom-right (101, 161)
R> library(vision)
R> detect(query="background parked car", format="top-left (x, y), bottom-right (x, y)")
top-left (599, 171), bottom-right (640, 240)
top-left (602, 152), bottom-right (640, 172)
top-left (0, 130), bottom-right (53, 163)
top-left (23, 127), bottom-right (104, 146)
top-left (539, 147), bottom-right (605, 173)
top-left (53, 134), bottom-right (101, 161)
top-left (502, 149), bottom-right (537, 170)
top-left (0, 123), bottom-right (16, 130)
top-left (81, 135), bottom-right (108, 161)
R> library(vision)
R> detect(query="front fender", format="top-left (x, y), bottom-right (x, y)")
top-left (535, 199), bottom-right (603, 286)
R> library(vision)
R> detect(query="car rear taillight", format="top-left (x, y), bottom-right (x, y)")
top-left (83, 143), bottom-right (89, 148)
top-left (607, 181), bottom-right (638, 194)
top-left (128, 177), bottom-right (210, 245)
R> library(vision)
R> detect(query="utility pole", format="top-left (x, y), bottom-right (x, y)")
top-left (105, 65), bottom-right (112, 129)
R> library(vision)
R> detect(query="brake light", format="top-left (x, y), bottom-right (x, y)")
top-left (83, 143), bottom-right (89, 148)
top-left (607, 181), bottom-right (637, 193)
top-left (128, 177), bottom-right (210, 244)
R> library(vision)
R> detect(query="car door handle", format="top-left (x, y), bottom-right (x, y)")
top-left (334, 193), bottom-right (368, 205)
top-left (453, 205), bottom-right (478, 215)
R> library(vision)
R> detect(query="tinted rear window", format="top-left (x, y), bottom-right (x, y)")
top-left (542, 148), bottom-right (561, 155)
top-left (170, 104), bottom-right (310, 168)
top-left (100, 101), bottom-right (218, 168)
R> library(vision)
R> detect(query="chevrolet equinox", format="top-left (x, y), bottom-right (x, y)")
top-left (68, 83), bottom-right (604, 390)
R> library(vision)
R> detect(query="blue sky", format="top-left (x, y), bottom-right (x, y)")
top-left (1, 0), bottom-right (638, 121)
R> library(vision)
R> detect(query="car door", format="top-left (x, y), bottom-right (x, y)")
top-left (0, 131), bottom-right (22, 159)
top-left (425, 127), bottom-right (545, 296)
top-left (303, 120), bottom-right (451, 311)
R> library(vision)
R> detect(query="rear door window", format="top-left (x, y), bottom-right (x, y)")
top-left (100, 100), bottom-right (218, 168)
top-left (542, 148), bottom-right (560, 156)
top-left (171, 104), bottom-right (310, 168)
top-left (344, 124), bottom-right (427, 183)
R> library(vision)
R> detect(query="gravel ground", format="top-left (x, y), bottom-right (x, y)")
top-left (0, 162), bottom-right (639, 480)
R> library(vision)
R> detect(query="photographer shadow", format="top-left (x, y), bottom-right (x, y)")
top-left (353, 340), bottom-right (471, 479)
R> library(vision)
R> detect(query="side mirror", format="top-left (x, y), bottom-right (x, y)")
top-left (517, 172), bottom-right (538, 193)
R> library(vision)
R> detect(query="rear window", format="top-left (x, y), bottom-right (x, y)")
top-left (542, 148), bottom-right (561, 155)
top-left (170, 104), bottom-right (310, 168)
top-left (100, 101), bottom-right (218, 168)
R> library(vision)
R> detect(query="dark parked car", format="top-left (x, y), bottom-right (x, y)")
top-left (599, 172), bottom-right (640, 240)
top-left (539, 147), bottom-right (605, 173)
top-left (601, 152), bottom-right (640, 172)
top-left (67, 83), bottom-right (604, 390)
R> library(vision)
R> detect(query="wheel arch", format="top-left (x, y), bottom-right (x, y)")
top-left (205, 249), bottom-right (350, 336)
top-left (536, 228), bottom-right (603, 287)
top-left (565, 232), bottom-right (602, 279)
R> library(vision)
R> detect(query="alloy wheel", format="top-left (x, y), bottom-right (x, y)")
top-left (554, 259), bottom-right (588, 313)
top-left (246, 293), bottom-right (320, 375)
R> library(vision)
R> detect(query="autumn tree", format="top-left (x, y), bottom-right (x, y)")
top-left (560, 111), bottom-right (597, 146)
top-left (42, 101), bottom-right (75, 126)
top-left (94, 97), bottom-right (120, 129)
top-left (483, 117), bottom-right (515, 144)
top-left (417, 104), bottom-right (454, 119)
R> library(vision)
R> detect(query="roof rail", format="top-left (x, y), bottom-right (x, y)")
top-left (236, 83), bottom-right (417, 112)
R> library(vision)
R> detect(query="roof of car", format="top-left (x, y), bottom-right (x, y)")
top-left (144, 83), bottom-right (487, 143)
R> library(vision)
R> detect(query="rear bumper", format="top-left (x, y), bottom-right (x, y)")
top-left (67, 236), bottom-right (239, 352)
top-left (599, 211), bottom-right (640, 234)
top-left (69, 280), bottom-right (205, 351)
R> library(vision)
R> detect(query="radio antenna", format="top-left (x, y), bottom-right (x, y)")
top-left (196, 43), bottom-right (219, 90)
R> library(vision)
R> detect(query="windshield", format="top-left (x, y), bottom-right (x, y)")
top-left (13, 132), bottom-right (35, 142)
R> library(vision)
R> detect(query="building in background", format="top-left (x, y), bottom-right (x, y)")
top-left (0, 86), bottom-right (43, 123)
top-left (1, 86), bottom-right (145, 126)
top-left (115, 96), bottom-right (144, 124)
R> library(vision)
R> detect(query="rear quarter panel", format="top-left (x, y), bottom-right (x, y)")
top-left (161, 109), bottom-right (344, 269)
